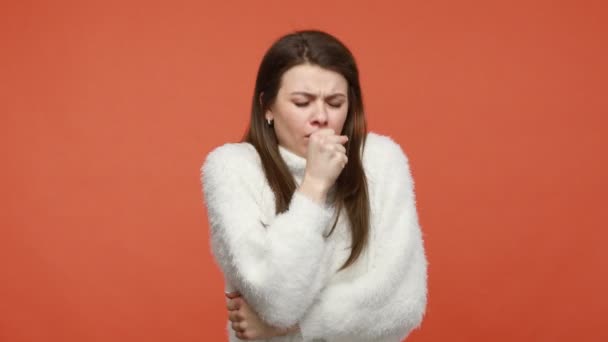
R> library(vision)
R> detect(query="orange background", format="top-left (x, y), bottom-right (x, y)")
top-left (2, 0), bottom-right (607, 341)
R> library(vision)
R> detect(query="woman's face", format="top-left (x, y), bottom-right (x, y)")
top-left (265, 63), bottom-right (349, 158)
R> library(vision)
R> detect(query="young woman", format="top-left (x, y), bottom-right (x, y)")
top-left (201, 30), bottom-right (427, 342)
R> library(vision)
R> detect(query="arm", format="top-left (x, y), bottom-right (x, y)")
top-left (226, 291), bottom-right (299, 340)
top-left (298, 138), bottom-right (428, 340)
top-left (201, 144), bottom-right (337, 328)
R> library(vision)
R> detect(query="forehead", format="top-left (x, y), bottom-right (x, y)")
top-left (279, 64), bottom-right (348, 94)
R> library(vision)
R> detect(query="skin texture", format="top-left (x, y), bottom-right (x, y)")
top-left (226, 64), bottom-right (351, 339)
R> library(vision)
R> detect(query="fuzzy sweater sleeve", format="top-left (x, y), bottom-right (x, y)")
top-left (297, 136), bottom-right (428, 341)
top-left (200, 143), bottom-right (336, 328)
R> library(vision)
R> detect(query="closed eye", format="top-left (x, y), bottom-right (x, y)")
top-left (294, 102), bottom-right (343, 108)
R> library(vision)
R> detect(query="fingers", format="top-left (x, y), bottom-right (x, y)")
top-left (230, 312), bottom-right (252, 340)
top-left (228, 310), bottom-right (244, 322)
top-left (313, 134), bottom-right (348, 146)
top-left (332, 153), bottom-right (348, 168)
top-left (231, 320), bottom-right (247, 332)
top-left (226, 298), bottom-right (241, 311)
top-left (332, 143), bottom-right (346, 154)
top-left (225, 293), bottom-right (253, 339)
top-left (236, 331), bottom-right (250, 340)
top-left (325, 135), bottom-right (349, 145)
top-left (225, 291), bottom-right (241, 299)
top-left (310, 128), bottom-right (348, 144)
top-left (316, 137), bottom-right (348, 154)
top-left (326, 140), bottom-right (348, 165)
top-left (313, 128), bottom-right (336, 137)
top-left (309, 132), bottom-right (349, 171)
top-left (231, 319), bottom-right (247, 330)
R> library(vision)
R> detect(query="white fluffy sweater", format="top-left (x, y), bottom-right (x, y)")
top-left (200, 132), bottom-right (428, 342)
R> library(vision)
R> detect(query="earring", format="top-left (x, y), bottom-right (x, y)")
top-left (266, 118), bottom-right (273, 126)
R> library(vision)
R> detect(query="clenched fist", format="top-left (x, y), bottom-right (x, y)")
top-left (299, 128), bottom-right (348, 203)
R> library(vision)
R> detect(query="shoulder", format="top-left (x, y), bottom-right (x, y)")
top-left (200, 142), bottom-right (263, 183)
top-left (362, 132), bottom-right (415, 197)
top-left (363, 132), bottom-right (411, 174)
top-left (203, 142), bottom-right (259, 168)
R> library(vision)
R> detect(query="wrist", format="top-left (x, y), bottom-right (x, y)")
top-left (298, 177), bottom-right (328, 204)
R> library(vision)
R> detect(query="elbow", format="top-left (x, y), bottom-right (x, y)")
top-left (221, 254), bottom-right (323, 329)
top-left (404, 281), bottom-right (428, 337)
top-left (409, 294), bottom-right (427, 331)
top-left (388, 294), bottom-right (427, 341)
top-left (238, 271), bottom-right (311, 328)
top-left (392, 263), bottom-right (428, 338)
top-left (244, 252), bottom-right (326, 328)
top-left (253, 284), bottom-right (312, 328)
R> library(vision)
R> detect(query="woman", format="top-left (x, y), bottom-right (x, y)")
top-left (201, 30), bottom-right (427, 341)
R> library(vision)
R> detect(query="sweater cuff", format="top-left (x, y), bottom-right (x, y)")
top-left (290, 191), bottom-right (334, 235)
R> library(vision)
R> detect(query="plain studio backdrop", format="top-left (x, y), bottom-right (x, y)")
top-left (1, 0), bottom-right (606, 341)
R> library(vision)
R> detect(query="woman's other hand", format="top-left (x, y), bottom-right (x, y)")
top-left (225, 292), bottom-right (299, 340)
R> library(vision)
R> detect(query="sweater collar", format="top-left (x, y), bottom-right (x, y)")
top-left (278, 145), bottom-right (307, 179)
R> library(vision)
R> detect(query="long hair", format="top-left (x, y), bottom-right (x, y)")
top-left (243, 30), bottom-right (369, 271)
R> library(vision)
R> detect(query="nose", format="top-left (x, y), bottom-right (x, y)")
top-left (311, 103), bottom-right (329, 127)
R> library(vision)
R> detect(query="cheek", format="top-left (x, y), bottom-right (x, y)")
top-left (283, 109), bottom-right (309, 131)
top-left (332, 109), bottom-right (349, 130)
top-left (275, 109), bottom-right (309, 139)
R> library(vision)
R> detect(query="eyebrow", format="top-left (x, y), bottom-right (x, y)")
top-left (289, 91), bottom-right (347, 99)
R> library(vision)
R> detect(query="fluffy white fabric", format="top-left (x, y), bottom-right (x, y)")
top-left (201, 132), bottom-right (427, 342)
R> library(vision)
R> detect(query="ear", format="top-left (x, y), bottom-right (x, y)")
top-left (265, 109), bottom-right (273, 122)
top-left (260, 92), bottom-right (274, 121)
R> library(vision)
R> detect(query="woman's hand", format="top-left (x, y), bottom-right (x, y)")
top-left (225, 292), bottom-right (299, 340)
top-left (300, 128), bottom-right (349, 202)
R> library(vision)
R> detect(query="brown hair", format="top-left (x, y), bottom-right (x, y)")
top-left (243, 30), bottom-right (369, 270)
